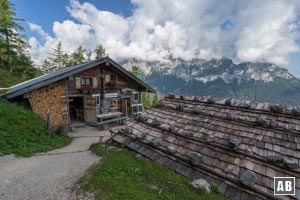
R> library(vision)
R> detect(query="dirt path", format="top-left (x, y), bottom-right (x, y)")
top-left (0, 126), bottom-right (113, 200)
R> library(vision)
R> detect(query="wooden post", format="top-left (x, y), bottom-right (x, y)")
top-left (100, 67), bottom-right (104, 114)
top-left (46, 110), bottom-right (51, 130)
top-left (65, 78), bottom-right (71, 125)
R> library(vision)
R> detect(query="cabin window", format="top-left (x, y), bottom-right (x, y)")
top-left (105, 75), bottom-right (110, 83)
top-left (132, 104), bottom-right (143, 114)
top-left (110, 75), bottom-right (117, 81)
top-left (109, 100), bottom-right (118, 109)
top-left (81, 77), bottom-right (92, 86)
top-left (96, 96), bottom-right (100, 105)
top-left (133, 92), bottom-right (139, 101)
top-left (105, 74), bottom-right (117, 83)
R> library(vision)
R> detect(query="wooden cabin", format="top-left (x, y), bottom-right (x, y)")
top-left (1, 57), bottom-right (155, 131)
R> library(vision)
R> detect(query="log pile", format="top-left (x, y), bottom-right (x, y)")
top-left (29, 81), bottom-right (69, 128)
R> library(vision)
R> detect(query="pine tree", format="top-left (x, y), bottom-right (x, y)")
top-left (41, 59), bottom-right (53, 74)
top-left (94, 44), bottom-right (106, 59)
top-left (152, 92), bottom-right (159, 105)
top-left (48, 41), bottom-right (66, 70)
top-left (0, 0), bottom-right (28, 73)
top-left (0, 37), bottom-right (7, 66)
top-left (129, 65), bottom-right (152, 109)
top-left (86, 50), bottom-right (92, 61)
top-left (68, 46), bottom-right (86, 66)
top-left (15, 53), bottom-right (41, 78)
top-left (142, 92), bottom-right (152, 110)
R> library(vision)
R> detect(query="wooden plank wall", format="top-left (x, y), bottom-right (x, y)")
top-left (66, 63), bottom-right (142, 115)
top-left (66, 63), bottom-right (141, 96)
top-left (29, 80), bottom-right (69, 128)
top-left (103, 97), bottom-right (121, 113)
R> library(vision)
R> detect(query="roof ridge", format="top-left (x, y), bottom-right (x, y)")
top-left (166, 93), bottom-right (300, 118)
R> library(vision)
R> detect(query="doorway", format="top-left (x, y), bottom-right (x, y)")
top-left (83, 96), bottom-right (98, 124)
top-left (121, 98), bottom-right (131, 117)
top-left (69, 97), bottom-right (84, 124)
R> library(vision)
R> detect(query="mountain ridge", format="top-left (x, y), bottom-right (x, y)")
top-left (121, 58), bottom-right (300, 105)
top-left (121, 57), bottom-right (295, 83)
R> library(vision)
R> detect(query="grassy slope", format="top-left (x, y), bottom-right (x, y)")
top-left (0, 68), bottom-right (25, 87)
top-left (0, 99), bottom-right (72, 156)
top-left (0, 68), bottom-right (24, 94)
top-left (77, 143), bottom-right (228, 200)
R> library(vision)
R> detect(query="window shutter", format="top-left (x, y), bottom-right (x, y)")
top-left (75, 77), bottom-right (81, 89)
top-left (92, 77), bottom-right (98, 88)
top-left (105, 75), bottom-right (110, 83)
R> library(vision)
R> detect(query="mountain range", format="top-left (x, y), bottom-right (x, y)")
top-left (121, 58), bottom-right (300, 105)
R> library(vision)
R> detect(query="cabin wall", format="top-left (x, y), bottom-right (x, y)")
top-left (66, 64), bottom-right (141, 95)
top-left (28, 80), bottom-right (69, 129)
top-left (66, 63), bottom-right (142, 116)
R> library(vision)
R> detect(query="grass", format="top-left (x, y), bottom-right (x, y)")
top-left (0, 68), bottom-right (24, 87)
top-left (0, 68), bottom-right (24, 94)
top-left (77, 142), bottom-right (229, 200)
top-left (0, 98), bottom-right (72, 156)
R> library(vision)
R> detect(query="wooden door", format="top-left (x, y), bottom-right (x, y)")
top-left (84, 96), bottom-right (97, 124)
top-left (121, 98), bottom-right (131, 117)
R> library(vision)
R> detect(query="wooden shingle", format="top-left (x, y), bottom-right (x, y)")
top-left (112, 94), bottom-right (300, 200)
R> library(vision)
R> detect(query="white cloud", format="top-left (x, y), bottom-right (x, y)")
top-left (53, 20), bottom-right (94, 52)
top-left (28, 0), bottom-right (300, 68)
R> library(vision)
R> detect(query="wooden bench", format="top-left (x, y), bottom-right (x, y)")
top-left (96, 112), bottom-right (127, 125)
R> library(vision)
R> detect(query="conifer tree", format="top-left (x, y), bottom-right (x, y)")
top-left (0, 0), bottom-right (28, 73)
top-left (94, 44), bottom-right (106, 59)
top-left (86, 50), bottom-right (92, 61)
top-left (41, 59), bottom-right (52, 74)
top-left (48, 41), bottom-right (66, 69)
top-left (152, 92), bottom-right (159, 105)
top-left (67, 45), bottom-right (86, 66)
top-left (142, 92), bottom-right (152, 110)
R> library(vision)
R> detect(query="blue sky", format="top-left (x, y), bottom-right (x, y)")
top-left (10, 0), bottom-right (300, 76)
top-left (12, 0), bottom-right (133, 39)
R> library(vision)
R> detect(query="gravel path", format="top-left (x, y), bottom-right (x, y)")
top-left (0, 126), bottom-right (113, 200)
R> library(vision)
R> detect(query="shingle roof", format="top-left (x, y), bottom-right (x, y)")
top-left (1, 57), bottom-right (155, 99)
top-left (2, 60), bottom-right (96, 99)
top-left (112, 94), bottom-right (300, 200)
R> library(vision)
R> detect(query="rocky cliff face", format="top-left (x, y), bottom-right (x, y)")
top-left (122, 58), bottom-right (300, 105)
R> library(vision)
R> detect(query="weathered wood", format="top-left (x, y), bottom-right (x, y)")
top-left (84, 96), bottom-right (97, 124)
top-left (96, 116), bottom-right (127, 125)
top-left (4, 57), bottom-right (156, 128)
top-left (4, 57), bottom-right (154, 100)
top-left (5, 60), bottom-right (106, 99)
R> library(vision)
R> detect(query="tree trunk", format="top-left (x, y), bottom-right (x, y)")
top-left (5, 29), bottom-right (12, 73)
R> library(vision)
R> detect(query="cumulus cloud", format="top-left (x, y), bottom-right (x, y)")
top-left (28, 0), bottom-right (300, 67)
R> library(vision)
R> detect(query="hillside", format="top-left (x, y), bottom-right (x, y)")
top-left (0, 68), bottom-right (24, 88)
top-left (0, 98), bottom-right (72, 156)
top-left (0, 67), bottom-right (42, 94)
top-left (122, 58), bottom-right (300, 105)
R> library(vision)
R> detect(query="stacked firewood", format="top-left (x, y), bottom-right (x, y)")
top-left (29, 81), bottom-right (68, 127)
